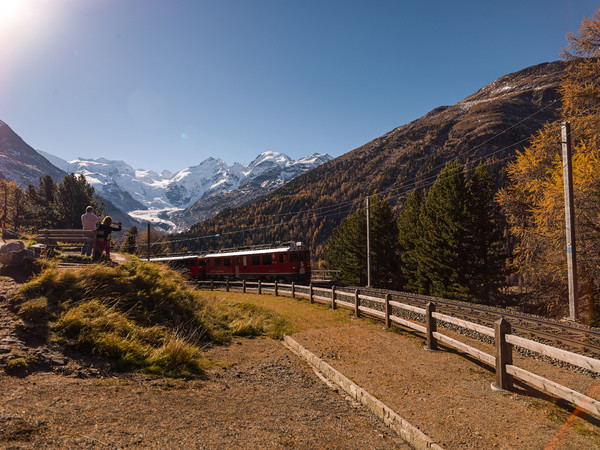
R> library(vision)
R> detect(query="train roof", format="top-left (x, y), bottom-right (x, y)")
top-left (148, 242), bottom-right (308, 263)
top-left (204, 246), bottom-right (292, 258)
top-left (204, 242), bottom-right (308, 258)
top-left (149, 254), bottom-right (199, 262)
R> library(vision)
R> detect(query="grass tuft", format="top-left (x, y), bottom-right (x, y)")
top-left (13, 259), bottom-right (289, 378)
top-left (17, 297), bottom-right (50, 324)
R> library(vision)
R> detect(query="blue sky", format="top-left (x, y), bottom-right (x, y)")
top-left (1, 0), bottom-right (597, 172)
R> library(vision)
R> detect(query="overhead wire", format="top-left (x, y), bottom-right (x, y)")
top-left (139, 92), bottom-right (599, 253)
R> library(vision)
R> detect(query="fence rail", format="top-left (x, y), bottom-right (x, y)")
top-left (196, 280), bottom-right (600, 418)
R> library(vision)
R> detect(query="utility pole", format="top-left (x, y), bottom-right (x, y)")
top-left (561, 121), bottom-right (579, 321)
top-left (366, 196), bottom-right (371, 288)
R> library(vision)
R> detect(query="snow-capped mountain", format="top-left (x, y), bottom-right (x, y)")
top-left (42, 150), bottom-right (332, 231)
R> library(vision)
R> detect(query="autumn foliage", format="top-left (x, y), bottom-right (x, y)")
top-left (498, 10), bottom-right (600, 320)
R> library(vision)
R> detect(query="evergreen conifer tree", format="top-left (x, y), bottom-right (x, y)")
top-left (55, 174), bottom-right (98, 228)
top-left (26, 175), bottom-right (59, 229)
top-left (398, 189), bottom-right (424, 293)
top-left (417, 161), bottom-right (470, 300)
top-left (121, 226), bottom-right (139, 254)
top-left (325, 192), bottom-right (400, 287)
top-left (325, 207), bottom-right (367, 285)
top-left (368, 191), bottom-right (401, 288)
top-left (465, 163), bottom-right (507, 303)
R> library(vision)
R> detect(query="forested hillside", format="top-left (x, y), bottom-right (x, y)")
top-left (176, 61), bottom-right (566, 261)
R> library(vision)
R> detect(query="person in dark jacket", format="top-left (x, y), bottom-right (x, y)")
top-left (96, 216), bottom-right (121, 260)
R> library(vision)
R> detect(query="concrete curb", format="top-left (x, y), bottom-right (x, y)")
top-left (283, 335), bottom-right (443, 450)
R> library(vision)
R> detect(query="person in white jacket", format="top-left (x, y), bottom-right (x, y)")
top-left (81, 206), bottom-right (99, 256)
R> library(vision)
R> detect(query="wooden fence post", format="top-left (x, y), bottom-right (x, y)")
top-left (226, 279), bottom-right (230, 292)
top-left (426, 302), bottom-right (437, 350)
top-left (274, 280), bottom-right (278, 296)
top-left (243, 279), bottom-right (246, 293)
top-left (355, 289), bottom-right (360, 318)
top-left (309, 283), bottom-right (313, 304)
top-left (210, 279), bottom-right (214, 291)
top-left (493, 318), bottom-right (513, 391)
top-left (384, 294), bottom-right (391, 328)
top-left (331, 285), bottom-right (336, 310)
top-left (258, 280), bottom-right (262, 295)
top-left (291, 282), bottom-right (295, 299)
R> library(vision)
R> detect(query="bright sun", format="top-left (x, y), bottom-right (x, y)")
top-left (0, 0), bottom-right (29, 25)
top-left (0, 0), bottom-right (49, 47)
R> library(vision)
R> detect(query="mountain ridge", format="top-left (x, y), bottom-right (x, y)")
top-left (180, 60), bottom-right (568, 260)
top-left (43, 150), bottom-right (332, 232)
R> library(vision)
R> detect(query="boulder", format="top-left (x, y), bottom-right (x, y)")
top-left (0, 241), bottom-right (25, 253)
top-left (2, 229), bottom-right (21, 239)
top-left (0, 241), bottom-right (34, 267)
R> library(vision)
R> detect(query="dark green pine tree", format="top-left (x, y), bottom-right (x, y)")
top-left (325, 192), bottom-right (400, 288)
top-left (121, 226), bottom-right (139, 254)
top-left (417, 161), bottom-right (471, 300)
top-left (26, 175), bottom-right (59, 229)
top-left (398, 189), bottom-right (424, 293)
top-left (325, 207), bottom-right (367, 285)
top-left (54, 174), bottom-right (98, 228)
top-left (465, 163), bottom-right (507, 303)
top-left (368, 191), bottom-right (401, 288)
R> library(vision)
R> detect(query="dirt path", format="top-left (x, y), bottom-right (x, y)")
top-left (226, 291), bottom-right (600, 449)
top-left (0, 339), bottom-right (408, 448)
top-left (0, 278), bottom-right (409, 448)
top-left (2, 276), bottom-right (600, 448)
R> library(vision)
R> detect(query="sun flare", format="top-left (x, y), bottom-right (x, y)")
top-left (0, 0), bottom-right (30, 27)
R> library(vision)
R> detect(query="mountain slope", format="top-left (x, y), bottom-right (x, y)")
top-left (0, 123), bottom-right (138, 228)
top-left (0, 121), bottom-right (66, 186)
top-left (180, 61), bottom-right (568, 259)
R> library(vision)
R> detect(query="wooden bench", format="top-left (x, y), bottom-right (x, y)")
top-left (36, 229), bottom-right (98, 257)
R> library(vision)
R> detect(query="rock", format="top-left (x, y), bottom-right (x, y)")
top-left (2, 229), bottom-right (21, 239)
top-left (0, 241), bottom-right (25, 253)
top-left (0, 241), bottom-right (35, 267)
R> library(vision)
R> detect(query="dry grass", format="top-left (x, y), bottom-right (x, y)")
top-left (11, 259), bottom-right (291, 378)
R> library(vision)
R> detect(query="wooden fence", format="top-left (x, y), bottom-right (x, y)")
top-left (198, 280), bottom-right (600, 418)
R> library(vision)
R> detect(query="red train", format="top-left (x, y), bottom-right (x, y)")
top-left (152, 242), bottom-right (311, 282)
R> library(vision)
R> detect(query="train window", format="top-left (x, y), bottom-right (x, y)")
top-left (224, 257), bottom-right (232, 267)
top-left (279, 253), bottom-right (288, 263)
top-left (251, 255), bottom-right (261, 265)
top-left (214, 258), bottom-right (221, 267)
top-left (262, 254), bottom-right (272, 265)
top-left (290, 253), bottom-right (298, 263)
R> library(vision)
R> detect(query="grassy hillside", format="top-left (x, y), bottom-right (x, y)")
top-left (11, 260), bottom-right (291, 378)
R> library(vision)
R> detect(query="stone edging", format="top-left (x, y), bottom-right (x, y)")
top-left (283, 335), bottom-right (443, 450)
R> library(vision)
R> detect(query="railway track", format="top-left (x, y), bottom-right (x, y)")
top-left (190, 278), bottom-right (600, 359)
top-left (335, 286), bottom-right (600, 359)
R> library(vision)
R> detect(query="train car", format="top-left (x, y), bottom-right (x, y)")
top-left (189, 242), bottom-right (311, 282)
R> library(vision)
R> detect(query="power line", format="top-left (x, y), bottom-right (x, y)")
top-left (140, 97), bottom-right (598, 252)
